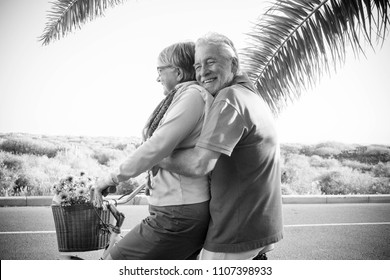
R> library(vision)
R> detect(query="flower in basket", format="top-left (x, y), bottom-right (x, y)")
top-left (52, 172), bottom-right (96, 206)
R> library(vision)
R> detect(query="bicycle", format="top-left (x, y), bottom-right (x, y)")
top-left (58, 182), bottom-right (274, 260)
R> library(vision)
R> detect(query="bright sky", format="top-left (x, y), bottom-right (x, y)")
top-left (0, 0), bottom-right (389, 145)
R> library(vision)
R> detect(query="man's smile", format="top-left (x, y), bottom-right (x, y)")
top-left (202, 78), bottom-right (216, 84)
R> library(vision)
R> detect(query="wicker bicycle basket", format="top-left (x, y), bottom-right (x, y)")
top-left (52, 204), bottom-right (111, 252)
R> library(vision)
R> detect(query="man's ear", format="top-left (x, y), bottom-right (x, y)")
top-left (231, 57), bottom-right (239, 75)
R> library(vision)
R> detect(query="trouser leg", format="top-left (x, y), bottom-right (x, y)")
top-left (198, 247), bottom-right (266, 260)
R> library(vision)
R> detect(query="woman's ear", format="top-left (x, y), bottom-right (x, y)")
top-left (176, 68), bottom-right (184, 82)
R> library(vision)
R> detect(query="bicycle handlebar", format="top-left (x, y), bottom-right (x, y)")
top-left (105, 182), bottom-right (147, 206)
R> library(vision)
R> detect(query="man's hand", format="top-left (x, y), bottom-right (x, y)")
top-left (91, 174), bottom-right (118, 208)
top-left (157, 147), bottom-right (220, 177)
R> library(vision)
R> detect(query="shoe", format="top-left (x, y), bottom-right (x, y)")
top-left (252, 243), bottom-right (274, 260)
top-left (252, 253), bottom-right (268, 260)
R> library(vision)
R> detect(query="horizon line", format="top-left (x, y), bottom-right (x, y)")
top-left (1, 131), bottom-right (389, 147)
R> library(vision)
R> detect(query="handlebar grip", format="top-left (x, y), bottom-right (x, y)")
top-left (102, 185), bottom-right (117, 197)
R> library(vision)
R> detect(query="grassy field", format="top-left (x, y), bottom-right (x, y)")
top-left (0, 133), bottom-right (389, 196)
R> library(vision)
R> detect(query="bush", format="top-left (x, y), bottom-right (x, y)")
top-left (341, 160), bottom-right (372, 172)
top-left (315, 141), bottom-right (351, 151)
top-left (0, 138), bottom-right (65, 158)
top-left (55, 150), bottom-right (105, 179)
top-left (0, 152), bottom-right (24, 170)
top-left (13, 174), bottom-right (36, 196)
top-left (282, 155), bottom-right (309, 183)
top-left (280, 143), bottom-right (302, 158)
top-left (313, 147), bottom-right (342, 157)
top-left (281, 183), bottom-right (294, 195)
top-left (357, 145), bottom-right (390, 164)
top-left (310, 155), bottom-right (340, 169)
top-left (299, 145), bottom-right (316, 156)
top-left (365, 145), bottom-right (390, 155)
top-left (318, 167), bottom-right (376, 195)
top-left (91, 148), bottom-right (123, 166)
top-left (0, 166), bottom-right (17, 196)
top-left (114, 143), bottom-right (128, 151)
top-left (281, 154), bottom-right (321, 195)
top-left (367, 178), bottom-right (390, 194)
top-left (10, 167), bottom-right (51, 196)
top-left (372, 162), bottom-right (390, 178)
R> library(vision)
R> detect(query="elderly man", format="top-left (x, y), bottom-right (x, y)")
top-left (159, 32), bottom-right (283, 260)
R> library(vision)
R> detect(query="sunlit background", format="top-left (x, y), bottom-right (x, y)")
top-left (1, 0), bottom-right (389, 144)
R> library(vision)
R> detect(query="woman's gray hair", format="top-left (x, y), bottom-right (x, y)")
top-left (158, 41), bottom-right (196, 82)
top-left (196, 32), bottom-right (241, 75)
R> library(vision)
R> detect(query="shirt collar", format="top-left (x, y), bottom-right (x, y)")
top-left (230, 73), bottom-right (256, 93)
top-left (174, 80), bottom-right (198, 91)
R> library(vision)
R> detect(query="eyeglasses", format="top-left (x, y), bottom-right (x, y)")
top-left (157, 65), bottom-right (175, 76)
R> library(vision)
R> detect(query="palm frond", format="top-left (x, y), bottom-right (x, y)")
top-left (241, 0), bottom-right (390, 115)
top-left (39, 0), bottom-right (125, 45)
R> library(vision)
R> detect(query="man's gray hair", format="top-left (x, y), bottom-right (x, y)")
top-left (196, 32), bottom-right (241, 74)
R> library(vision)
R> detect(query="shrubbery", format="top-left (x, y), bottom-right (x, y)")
top-left (0, 134), bottom-right (141, 197)
top-left (372, 162), bottom-right (390, 177)
top-left (0, 134), bottom-right (389, 196)
top-left (317, 167), bottom-right (376, 195)
top-left (341, 160), bottom-right (372, 172)
top-left (281, 154), bottom-right (321, 195)
top-left (309, 155), bottom-right (339, 169)
top-left (280, 141), bottom-right (390, 195)
top-left (0, 137), bottom-right (65, 158)
top-left (368, 178), bottom-right (390, 194)
top-left (91, 148), bottom-right (123, 166)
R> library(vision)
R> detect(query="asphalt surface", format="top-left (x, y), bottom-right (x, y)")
top-left (0, 203), bottom-right (389, 260)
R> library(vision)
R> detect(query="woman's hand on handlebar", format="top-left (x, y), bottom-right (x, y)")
top-left (91, 174), bottom-right (118, 208)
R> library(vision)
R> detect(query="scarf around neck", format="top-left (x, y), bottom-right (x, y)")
top-left (141, 87), bottom-right (178, 195)
top-left (142, 87), bottom-right (178, 141)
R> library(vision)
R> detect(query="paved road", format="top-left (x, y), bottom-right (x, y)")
top-left (0, 203), bottom-right (389, 260)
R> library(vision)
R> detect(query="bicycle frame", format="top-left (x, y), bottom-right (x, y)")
top-left (63, 182), bottom-right (274, 260)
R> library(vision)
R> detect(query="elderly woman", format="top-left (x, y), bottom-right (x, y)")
top-left (94, 41), bottom-right (212, 260)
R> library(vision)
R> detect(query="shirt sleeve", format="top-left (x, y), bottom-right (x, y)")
top-left (197, 98), bottom-right (246, 157)
top-left (116, 87), bottom-right (205, 181)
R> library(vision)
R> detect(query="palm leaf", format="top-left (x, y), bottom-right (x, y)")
top-left (241, 0), bottom-right (390, 115)
top-left (40, 0), bottom-right (389, 115)
top-left (39, 0), bottom-right (125, 45)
